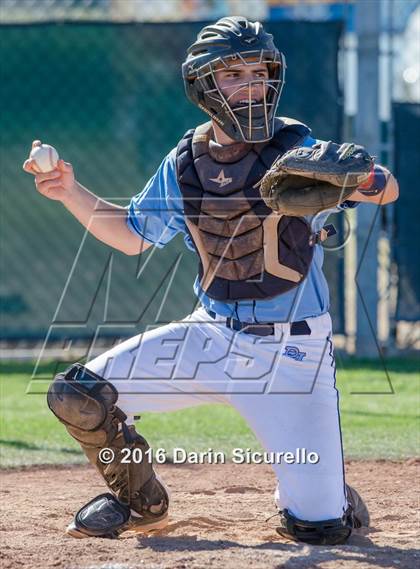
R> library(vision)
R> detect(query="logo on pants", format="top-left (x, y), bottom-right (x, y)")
top-left (283, 345), bottom-right (306, 362)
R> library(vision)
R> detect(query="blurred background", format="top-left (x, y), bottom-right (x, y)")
top-left (0, 0), bottom-right (419, 365)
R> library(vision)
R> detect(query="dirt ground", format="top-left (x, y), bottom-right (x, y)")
top-left (1, 460), bottom-right (419, 569)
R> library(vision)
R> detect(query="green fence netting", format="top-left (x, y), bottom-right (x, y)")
top-left (393, 103), bottom-right (420, 322)
top-left (0, 21), bottom-right (344, 343)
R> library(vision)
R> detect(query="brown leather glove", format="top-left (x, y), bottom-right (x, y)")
top-left (260, 141), bottom-right (373, 216)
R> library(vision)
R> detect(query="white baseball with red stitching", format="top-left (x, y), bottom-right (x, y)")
top-left (30, 144), bottom-right (59, 173)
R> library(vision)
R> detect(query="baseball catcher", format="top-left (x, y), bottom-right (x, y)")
top-left (24, 16), bottom-right (398, 544)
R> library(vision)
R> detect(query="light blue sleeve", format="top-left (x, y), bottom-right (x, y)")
top-left (126, 148), bottom-right (191, 249)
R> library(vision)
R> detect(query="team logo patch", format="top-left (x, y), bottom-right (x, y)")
top-left (210, 169), bottom-right (233, 188)
top-left (283, 345), bottom-right (306, 362)
top-left (243, 37), bottom-right (257, 45)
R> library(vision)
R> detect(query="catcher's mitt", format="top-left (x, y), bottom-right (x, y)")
top-left (259, 141), bottom-right (374, 216)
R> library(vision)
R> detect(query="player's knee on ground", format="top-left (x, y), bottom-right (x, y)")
top-left (276, 508), bottom-right (353, 545)
top-left (47, 363), bottom-right (168, 521)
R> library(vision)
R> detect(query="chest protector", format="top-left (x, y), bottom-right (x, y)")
top-left (176, 117), bottom-right (314, 302)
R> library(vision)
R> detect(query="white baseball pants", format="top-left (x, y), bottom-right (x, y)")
top-left (85, 307), bottom-right (347, 522)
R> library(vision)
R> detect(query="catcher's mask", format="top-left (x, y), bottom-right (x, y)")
top-left (182, 16), bottom-right (286, 143)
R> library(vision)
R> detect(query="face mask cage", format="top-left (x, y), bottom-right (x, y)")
top-left (195, 50), bottom-right (286, 143)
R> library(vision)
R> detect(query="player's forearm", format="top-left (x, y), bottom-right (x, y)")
top-left (62, 181), bottom-right (150, 255)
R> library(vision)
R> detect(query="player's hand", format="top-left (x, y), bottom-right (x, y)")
top-left (23, 140), bottom-right (76, 203)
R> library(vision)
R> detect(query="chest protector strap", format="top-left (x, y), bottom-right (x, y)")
top-left (176, 118), bottom-right (316, 302)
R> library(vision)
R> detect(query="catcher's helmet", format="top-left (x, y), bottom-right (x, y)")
top-left (182, 16), bottom-right (286, 143)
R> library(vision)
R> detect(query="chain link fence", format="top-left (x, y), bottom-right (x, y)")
top-left (0, 0), bottom-right (267, 23)
top-left (0, 20), bottom-right (344, 348)
top-left (393, 103), bottom-right (420, 323)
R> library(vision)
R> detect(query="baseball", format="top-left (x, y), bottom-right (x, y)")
top-left (30, 144), bottom-right (59, 173)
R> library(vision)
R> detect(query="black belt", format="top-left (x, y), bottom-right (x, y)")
top-left (205, 309), bottom-right (311, 337)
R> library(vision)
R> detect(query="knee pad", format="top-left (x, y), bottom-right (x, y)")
top-left (47, 363), bottom-right (121, 432)
top-left (277, 508), bottom-right (353, 545)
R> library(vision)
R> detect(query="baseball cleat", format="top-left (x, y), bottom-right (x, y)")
top-left (118, 513), bottom-right (169, 538)
top-left (271, 485), bottom-right (370, 545)
top-left (345, 484), bottom-right (370, 528)
top-left (65, 492), bottom-right (169, 539)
